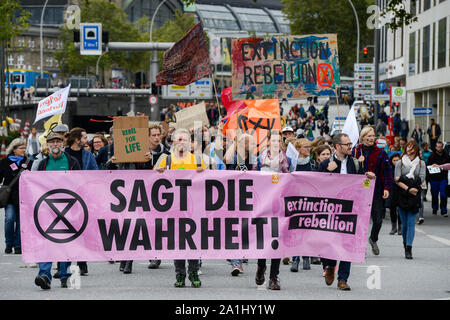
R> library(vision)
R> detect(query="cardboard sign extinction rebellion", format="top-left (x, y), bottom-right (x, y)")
top-left (19, 170), bottom-right (374, 263)
top-left (113, 116), bottom-right (149, 163)
top-left (232, 34), bottom-right (340, 100)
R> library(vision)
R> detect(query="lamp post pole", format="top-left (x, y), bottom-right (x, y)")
top-left (149, 0), bottom-right (169, 121)
top-left (347, 0), bottom-right (360, 65)
top-left (40, 0), bottom-right (49, 78)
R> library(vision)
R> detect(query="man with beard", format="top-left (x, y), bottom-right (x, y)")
top-left (64, 128), bottom-right (98, 276)
top-left (35, 132), bottom-right (81, 290)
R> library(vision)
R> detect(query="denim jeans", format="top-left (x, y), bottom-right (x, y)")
top-left (397, 208), bottom-right (417, 246)
top-left (174, 260), bottom-right (199, 276)
top-left (4, 204), bottom-right (20, 248)
top-left (418, 189), bottom-right (426, 219)
top-left (430, 180), bottom-right (448, 213)
top-left (321, 259), bottom-right (351, 282)
top-left (38, 262), bottom-right (71, 282)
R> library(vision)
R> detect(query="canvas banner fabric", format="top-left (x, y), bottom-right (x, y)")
top-left (20, 170), bottom-right (374, 263)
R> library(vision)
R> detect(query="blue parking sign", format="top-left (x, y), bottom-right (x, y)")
top-left (80, 23), bottom-right (102, 55)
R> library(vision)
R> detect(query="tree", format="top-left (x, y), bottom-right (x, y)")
top-left (0, 0), bottom-right (30, 42)
top-left (380, 0), bottom-right (418, 31)
top-left (281, 0), bottom-right (374, 76)
top-left (0, 0), bottom-right (30, 121)
top-left (55, 0), bottom-right (149, 81)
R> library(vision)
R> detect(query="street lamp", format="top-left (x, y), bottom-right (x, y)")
top-left (40, 0), bottom-right (49, 78)
top-left (149, 0), bottom-right (169, 120)
top-left (347, 0), bottom-right (360, 65)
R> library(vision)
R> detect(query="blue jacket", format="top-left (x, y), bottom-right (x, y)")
top-left (82, 148), bottom-right (98, 170)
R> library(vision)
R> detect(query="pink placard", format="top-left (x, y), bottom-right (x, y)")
top-left (19, 170), bottom-right (375, 263)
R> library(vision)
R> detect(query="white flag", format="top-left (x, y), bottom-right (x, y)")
top-left (342, 107), bottom-right (360, 147)
top-left (34, 84), bottom-right (71, 124)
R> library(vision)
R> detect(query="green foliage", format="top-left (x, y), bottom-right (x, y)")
top-left (0, 0), bottom-right (30, 42)
top-left (55, 0), bottom-right (149, 77)
top-left (381, 0), bottom-right (418, 31)
top-left (2, 130), bottom-right (21, 147)
top-left (281, 0), bottom-right (374, 75)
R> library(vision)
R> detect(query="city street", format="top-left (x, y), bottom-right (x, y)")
top-left (1, 197), bottom-right (449, 300)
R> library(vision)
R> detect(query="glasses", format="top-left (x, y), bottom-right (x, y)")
top-left (339, 143), bottom-right (353, 147)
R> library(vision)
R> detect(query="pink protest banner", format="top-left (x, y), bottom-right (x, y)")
top-left (19, 170), bottom-right (374, 263)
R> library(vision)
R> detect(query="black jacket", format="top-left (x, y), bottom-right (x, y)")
top-left (0, 156), bottom-right (33, 206)
top-left (37, 152), bottom-right (81, 171)
top-left (319, 154), bottom-right (363, 175)
top-left (397, 175), bottom-right (422, 213)
top-left (427, 151), bottom-right (450, 181)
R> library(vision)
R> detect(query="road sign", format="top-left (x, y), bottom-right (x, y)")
top-left (392, 86), bottom-right (406, 103)
top-left (80, 23), bottom-right (102, 55)
top-left (413, 107), bottom-right (433, 116)
top-left (354, 81), bottom-right (375, 90)
top-left (354, 73), bottom-right (375, 81)
top-left (162, 77), bottom-right (212, 99)
top-left (354, 63), bottom-right (375, 72)
top-left (354, 90), bottom-right (375, 98)
top-left (364, 94), bottom-right (390, 101)
top-left (149, 95), bottom-right (158, 105)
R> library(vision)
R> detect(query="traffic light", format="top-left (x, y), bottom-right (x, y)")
top-left (363, 47), bottom-right (368, 58)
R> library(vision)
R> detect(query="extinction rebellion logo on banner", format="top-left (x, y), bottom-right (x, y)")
top-left (284, 196), bottom-right (356, 234)
top-left (34, 189), bottom-right (89, 243)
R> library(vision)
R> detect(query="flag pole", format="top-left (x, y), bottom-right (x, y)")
top-left (211, 71), bottom-right (222, 117)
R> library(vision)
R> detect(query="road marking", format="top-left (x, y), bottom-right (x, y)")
top-left (0, 262), bottom-right (12, 265)
top-left (416, 227), bottom-right (450, 247)
top-left (435, 297), bottom-right (450, 300)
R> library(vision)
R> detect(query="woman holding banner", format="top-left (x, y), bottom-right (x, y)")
top-left (353, 126), bottom-right (393, 256)
top-left (290, 138), bottom-right (315, 272)
top-left (254, 130), bottom-right (290, 290)
top-left (224, 133), bottom-right (257, 276)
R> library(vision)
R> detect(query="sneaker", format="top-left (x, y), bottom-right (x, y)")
top-left (282, 257), bottom-right (290, 265)
top-left (35, 275), bottom-right (51, 290)
top-left (311, 257), bottom-right (321, 265)
top-left (231, 265), bottom-right (240, 276)
top-left (337, 280), bottom-right (351, 291)
top-left (4, 245), bottom-right (12, 254)
top-left (290, 259), bottom-right (299, 272)
top-left (303, 258), bottom-right (311, 270)
top-left (268, 277), bottom-right (280, 290)
top-left (174, 273), bottom-right (186, 288)
top-left (188, 271), bottom-right (201, 288)
top-left (369, 238), bottom-right (380, 255)
top-left (148, 260), bottom-right (161, 269)
top-left (442, 213), bottom-right (448, 218)
top-left (324, 266), bottom-right (335, 286)
top-left (418, 218), bottom-right (424, 225)
top-left (14, 247), bottom-right (21, 254)
top-left (432, 209), bottom-right (437, 215)
top-left (255, 266), bottom-right (266, 285)
top-left (53, 271), bottom-right (60, 279)
top-left (61, 278), bottom-right (68, 288)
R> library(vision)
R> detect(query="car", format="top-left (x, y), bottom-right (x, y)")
top-left (330, 118), bottom-right (346, 137)
top-left (351, 100), bottom-right (365, 118)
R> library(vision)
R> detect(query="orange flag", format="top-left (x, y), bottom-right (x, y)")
top-left (222, 99), bottom-right (281, 152)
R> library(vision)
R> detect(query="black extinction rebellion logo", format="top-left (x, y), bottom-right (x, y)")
top-left (34, 189), bottom-right (89, 243)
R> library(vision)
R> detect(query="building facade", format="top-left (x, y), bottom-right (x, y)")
top-left (379, 0), bottom-right (449, 142)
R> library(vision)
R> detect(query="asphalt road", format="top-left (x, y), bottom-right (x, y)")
top-left (0, 198), bottom-right (449, 301)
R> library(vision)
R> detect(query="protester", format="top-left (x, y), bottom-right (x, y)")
top-left (291, 138), bottom-right (314, 271)
top-left (0, 138), bottom-right (32, 254)
top-left (96, 127), bottom-right (116, 170)
top-left (354, 126), bottom-right (393, 256)
top-left (394, 140), bottom-right (426, 259)
top-left (26, 127), bottom-right (41, 160)
top-left (427, 141), bottom-right (449, 217)
top-left (387, 153), bottom-right (402, 234)
top-left (34, 132), bottom-right (81, 290)
top-left (376, 118), bottom-right (387, 137)
top-left (411, 124), bottom-right (423, 147)
top-left (64, 127), bottom-right (98, 276)
top-left (314, 144), bottom-right (332, 165)
top-left (254, 130), bottom-right (290, 290)
top-left (319, 133), bottom-right (367, 290)
top-left (427, 119), bottom-right (441, 151)
top-left (224, 133), bottom-right (257, 276)
top-left (157, 128), bottom-right (205, 288)
top-left (91, 134), bottom-right (108, 156)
